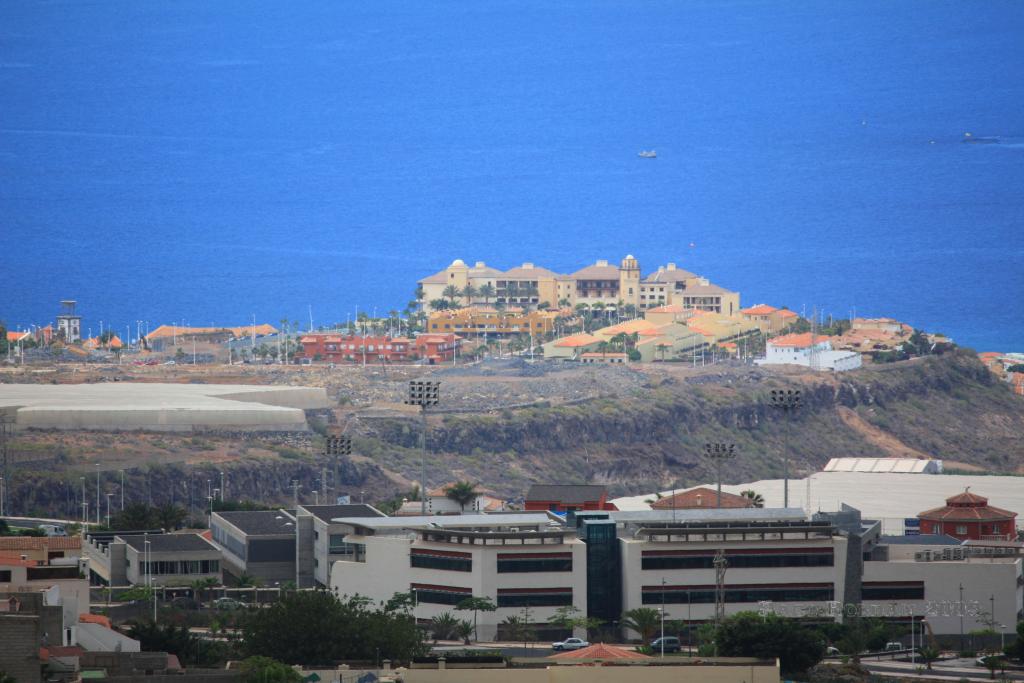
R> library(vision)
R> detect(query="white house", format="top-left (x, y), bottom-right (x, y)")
top-left (757, 333), bottom-right (862, 372)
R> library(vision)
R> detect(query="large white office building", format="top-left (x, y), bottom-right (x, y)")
top-left (329, 513), bottom-right (587, 641)
top-left (326, 506), bottom-right (1022, 642)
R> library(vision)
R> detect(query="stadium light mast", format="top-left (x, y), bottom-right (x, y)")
top-left (703, 443), bottom-right (737, 508)
top-left (405, 380), bottom-right (440, 515)
top-left (769, 389), bottom-right (802, 507)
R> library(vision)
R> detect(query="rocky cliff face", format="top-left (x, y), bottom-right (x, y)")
top-left (3, 350), bottom-right (1020, 516)
top-left (353, 350), bottom-right (1023, 498)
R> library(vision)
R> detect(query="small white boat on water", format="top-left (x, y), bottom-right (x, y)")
top-left (638, 150), bottom-right (657, 158)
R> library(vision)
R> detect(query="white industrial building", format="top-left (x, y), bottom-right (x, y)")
top-left (823, 458), bottom-right (943, 474)
top-left (756, 333), bottom-right (862, 372)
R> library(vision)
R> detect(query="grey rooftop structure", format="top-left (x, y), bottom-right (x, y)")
top-left (333, 512), bottom-right (561, 530)
top-left (120, 533), bottom-right (217, 553)
top-left (213, 510), bottom-right (296, 536)
top-left (299, 504), bottom-right (384, 523)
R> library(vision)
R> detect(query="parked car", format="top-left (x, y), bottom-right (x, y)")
top-left (826, 646), bottom-right (841, 656)
top-left (551, 637), bottom-right (590, 651)
top-left (170, 596), bottom-right (200, 610)
top-left (884, 642), bottom-right (904, 652)
top-left (650, 636), bottom-right (681, 653)
top-left (37, 524), bottom-right (67, 537)
top-left (213, 597), bottom-right (244, 611)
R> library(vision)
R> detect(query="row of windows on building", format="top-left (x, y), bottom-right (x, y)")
top-left (409, 553), bottom-right (573, 573)
top-left (323, 344), bottom-right (406, 352)
top-left (412, 587), bottom-right (574, 608)
top-left (641, 585), bottom-right (835, 605)
top-left (640, 552), bottom-right (834, 570)
top-left (134, 560), bottom-right (220, 576)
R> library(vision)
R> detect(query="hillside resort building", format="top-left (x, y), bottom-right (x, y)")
top-left (418, 255), bottom-right (739, 314)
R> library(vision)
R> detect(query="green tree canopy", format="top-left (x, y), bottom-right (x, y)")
top-left (621, 607), bottom-right (661, 643)
top-left (242, 591), bottom-right (425, 665)
top-left (444, 481), bottom-right (479, 512)
top-left (238, 656), bottom-right (302, 683)
top-left (108, 503), bottom-right (188, 531)
top-left (715, 611), bottom-right (824, 675)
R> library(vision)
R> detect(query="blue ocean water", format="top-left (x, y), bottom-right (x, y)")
top-left (1, 0), bottom-right (1022, 350)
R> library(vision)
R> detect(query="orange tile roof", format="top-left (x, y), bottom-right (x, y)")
top-left (0, 537), bottom-right (81, 551)
top-left (554, 334), bottom-right (600, 348)
top-left (6, 331), bottom-right (31, 342)
top-left (769, 332), bottom-right (828, 348)
top-left (79, 613), bottom-right (112, 628)
top-left (646, 304), bottom-right (690, 314)
top-left (146, 323), bottom-right (278, 341)
top-left (551, 643), bottom-right (651, 660)
top-left (740, 304), bottom-right (778, 316)
top-left (581, 352), bottom-right (628, 358)
top-left (0, 555), bottom-right (38, 567)
top-left (776, 309), bottom-right (798, 318)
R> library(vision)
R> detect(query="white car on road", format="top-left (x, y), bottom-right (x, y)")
top-left (551, 637), bottom-right (590, 651)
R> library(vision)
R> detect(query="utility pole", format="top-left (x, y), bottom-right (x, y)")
top-left (405, 380), bottom-right (440, 514)
top-left (703, 443), bottom-right (737, 508)
top-left (119, 469), bottom-right (125, 510)
top-left (0, 414), bottom-right (12, 517)
top-left (769, 389), bottom-right (801, 508)
top-left (95, 463), bottom-right (101, 524)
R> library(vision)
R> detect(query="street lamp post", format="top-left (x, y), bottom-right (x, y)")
top-left (660, 577), bottom-right (667, 658)
top-left (404, 380), bottom-right (440, 515)
top-left (119, 469), bottom-right (125, 510)
top-left (95, 463), bottom-right (101, 524)
top-left (105, 493), bottom-right (113, 527)
top-left (959, 583), bottom-right (965, 653)
top-left (703, 443), bottom-right (737, 508)
top-left (80, 476), bottom-right (86, 524)
top-left (769, 389), bottom-right (801, 508)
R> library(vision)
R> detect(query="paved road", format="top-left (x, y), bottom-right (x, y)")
top-left (864, 659), bottom-right (1023, 682)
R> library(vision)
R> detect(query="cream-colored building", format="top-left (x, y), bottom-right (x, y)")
top-left (329, 514), bottom-right (587, 642)
top-left (615, 509), bottom-right (850, 634)
top-left (418, 256), bottom-right (738, 313)
top-left (428, 308), bottom-right (559, 337)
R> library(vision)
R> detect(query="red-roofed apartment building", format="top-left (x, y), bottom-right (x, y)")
top-left (525, 484), bottom-right (617, 513)
top-left (296, 334), bottom-right (412, 364)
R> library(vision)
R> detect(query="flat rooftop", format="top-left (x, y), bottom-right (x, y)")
top-left (300, 504), bottom-right (384, 523)
top-left (120, 533), bottom-right (216, 553)
top-left (334, 512), bottom-right (561, 530)
top-left (214, 510), bottom-right (296, 536)
top-left (0, 383), bottom-right (330, 432)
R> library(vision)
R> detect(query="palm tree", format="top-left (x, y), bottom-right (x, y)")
top-left (442, 285), bottom-right (462, 307)
top-left (478, 283), bottom-right (496, 305)
top-left (621, 607), bottom-right (661, 643)
top-left (444, 481), bottom-right (479, 512)
top-left (502, 614), bottom-right (534, 643)
top-left (429, 299), bottom-right (449, 312)
top-left (235, 572), bottom-right (261, 588)
top-left (558, 298), bottom-right (571, 309)
top-left (191, 577), bottom-right (219, 606)
top-left (460, 284), bottom-right (478, 306)
top-left (740, 490), bottom-right (765, 508)
top-left (431, 612), bottom-right (460, 641)
top-left (656, 343), bottom-right (670, 361)
top-left (596, 340), bottom-right (611, 357)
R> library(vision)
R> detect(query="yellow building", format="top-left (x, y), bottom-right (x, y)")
top-left (740, 304), bottom-right (799, 334)
top-left (428, 308), bottom-right (558, 337)
top-left (418, 255), bottom-right (739, 313)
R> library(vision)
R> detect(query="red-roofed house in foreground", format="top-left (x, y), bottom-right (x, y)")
top-left (917, 489), bottom-right (1018, 541)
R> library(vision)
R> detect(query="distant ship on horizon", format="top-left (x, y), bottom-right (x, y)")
top-left (638, 150), bottom-right (657, 158)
